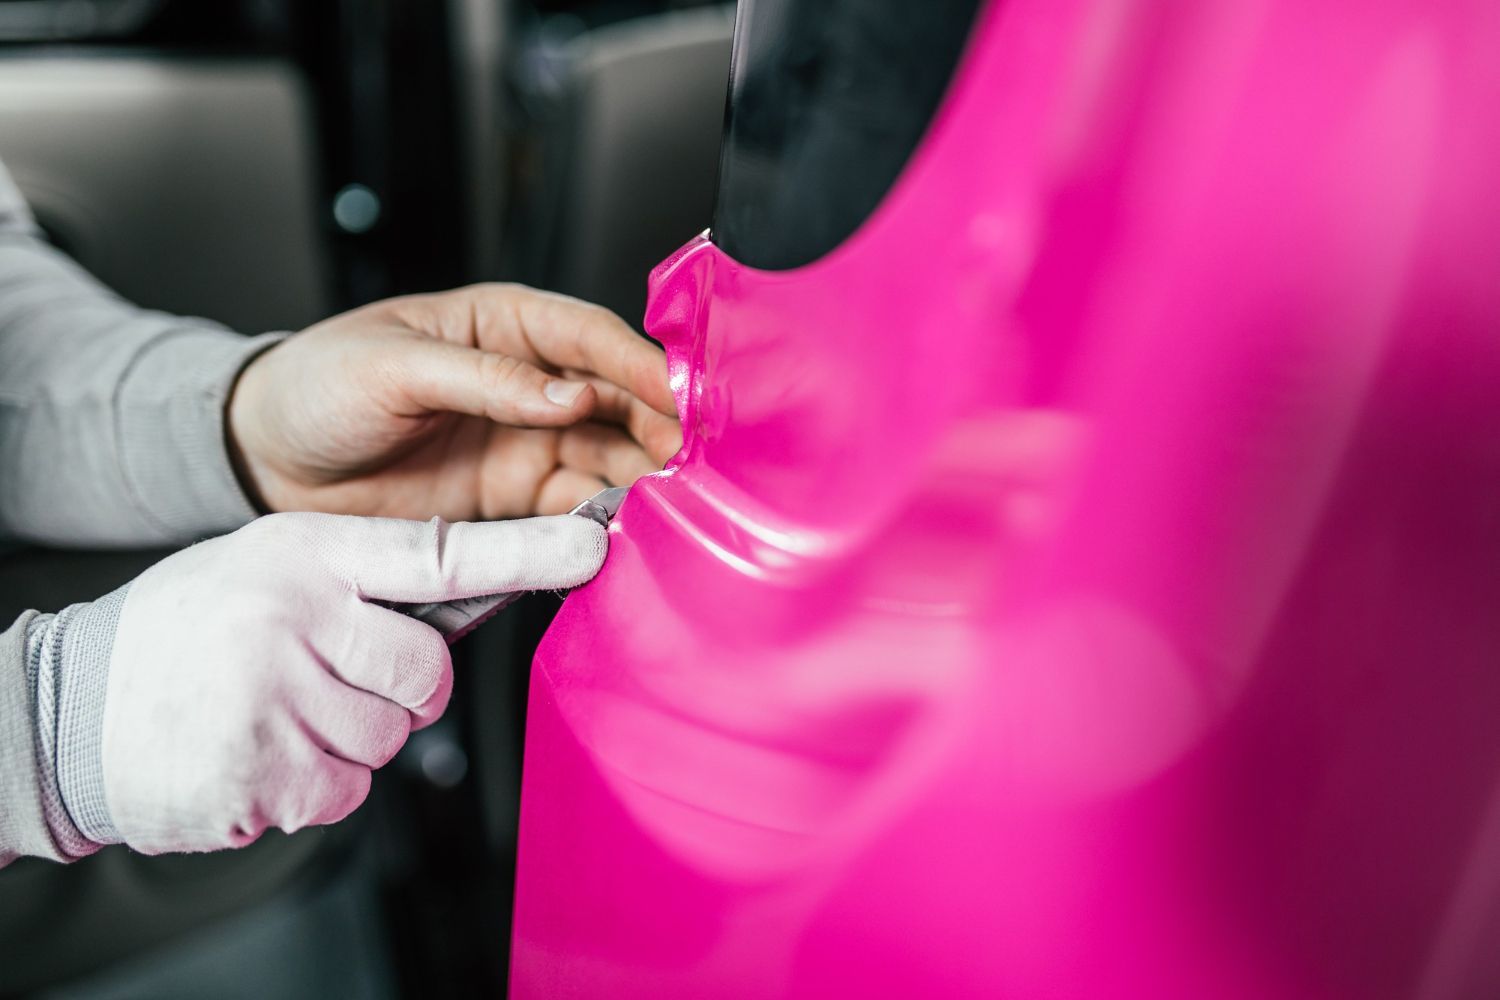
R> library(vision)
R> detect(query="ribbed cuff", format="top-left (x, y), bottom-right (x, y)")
top-left (4, 611), bottom-right (69, 865)
top-left (117, 328), bottom-right (285, 540)
top-left (25, 609), bottom-right (100, 860)
top-left (55, 585), bottom-right (131, 845)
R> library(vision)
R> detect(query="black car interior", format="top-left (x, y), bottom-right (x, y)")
top-left (0, 2), bottom-right (730, 996)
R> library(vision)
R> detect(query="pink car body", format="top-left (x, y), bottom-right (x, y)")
top-left (512, 1), bottom-right (1500, 996)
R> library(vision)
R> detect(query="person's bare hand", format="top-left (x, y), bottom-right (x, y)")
top-left (227, 284), bottom-right (682, 519)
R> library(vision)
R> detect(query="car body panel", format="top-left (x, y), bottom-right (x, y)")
top-left (512, 0), bottom-right (1500, 996)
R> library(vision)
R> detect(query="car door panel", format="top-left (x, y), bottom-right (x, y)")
top-left (0, 55), bottom-right (331, 333)
top-left (511, 0), bottom-right (1500, 996)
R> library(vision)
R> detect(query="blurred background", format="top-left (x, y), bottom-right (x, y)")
top-left (0, 0), bottom-right (734, 996)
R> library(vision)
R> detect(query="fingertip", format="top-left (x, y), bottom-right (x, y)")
top-left (327, 766), bottom-right (374, 826)
top-left (371, 707), bottom-right (414, 767)
top-left (409, 664), bottom-right (454, 731)
top-left (579, 521), bottom-right (610, 580)
top-left (642, 358), bottom-right (679, 419)
top-left (540, 513), bottom-right (610, 581)
top-left (653, 424), bottom-right (685, 466)
top-left (544, 378), bottom-right (592, 410)
top-left (579, 516), bottom-right (610, 567)
top-left (525, 379), bottom-right (595, 429)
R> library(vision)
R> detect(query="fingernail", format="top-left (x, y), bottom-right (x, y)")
top-left (545, 380), bottom-right (587, 407)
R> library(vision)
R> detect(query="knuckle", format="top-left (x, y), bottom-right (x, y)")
top-left (237, 513), bottom-right (282, 543)
top-left (478, 352), bottom-right (531, 394)
top-left (250, 510), bottom-right (297, 534)
top-left (240, 511), bottom-right (323, 553)
top-left (459, 281), bottom-right (517, 312)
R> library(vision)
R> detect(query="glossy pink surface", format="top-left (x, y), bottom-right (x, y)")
top-left (511, 2), bottom-right (1500, 996)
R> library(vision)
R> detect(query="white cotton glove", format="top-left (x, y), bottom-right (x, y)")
top-left (92, 511), bottom-right (605, 855)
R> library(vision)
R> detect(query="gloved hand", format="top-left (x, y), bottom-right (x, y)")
top-left (77, 511), bottom-right (606, 855)
top-left (227, 283), bottom-right (683, 521)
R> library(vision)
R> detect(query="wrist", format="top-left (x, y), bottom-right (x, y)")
top-left (225, 340), bottom-right (286, 514)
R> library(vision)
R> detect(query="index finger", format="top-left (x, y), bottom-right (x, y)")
top-left (469, 286), bottom-right (678, 419)
top-left (302, 513), bottom-right (607, 603)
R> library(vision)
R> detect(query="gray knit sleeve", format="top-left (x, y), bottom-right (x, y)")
top-left (0, 157), bottom-right (282, 548)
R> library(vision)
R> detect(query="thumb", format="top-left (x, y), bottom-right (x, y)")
top-left (310, 513), bottom-right (608, 602)
top-left (387, 335), bottom-right (597, 426)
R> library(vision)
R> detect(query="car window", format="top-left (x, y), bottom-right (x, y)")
top-left (710, 0), bottom-right (985, 270)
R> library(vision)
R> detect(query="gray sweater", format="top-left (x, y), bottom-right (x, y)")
top-left (0, 159), bottom-right (280, 866)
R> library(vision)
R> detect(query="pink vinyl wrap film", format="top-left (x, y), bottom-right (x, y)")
top-left (511, 1), bottom-right (1500, 996)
